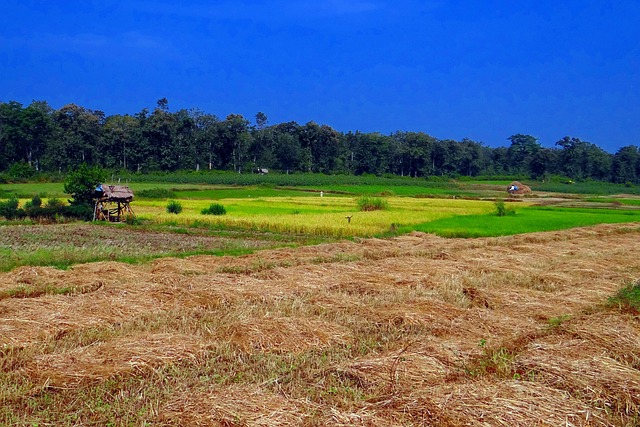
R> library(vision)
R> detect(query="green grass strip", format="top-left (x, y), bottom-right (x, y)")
top-left (408, 206), bottom-right (640, 238)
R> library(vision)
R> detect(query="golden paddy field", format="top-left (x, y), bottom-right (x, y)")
top-left (133, 197), bottom-right (500, 237)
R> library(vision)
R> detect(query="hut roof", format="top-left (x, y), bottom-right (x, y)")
top-left (95, 184), bottom-right (134, 202)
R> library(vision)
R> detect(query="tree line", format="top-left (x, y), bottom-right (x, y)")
top-left (1, 98), bottom-right (639, 183)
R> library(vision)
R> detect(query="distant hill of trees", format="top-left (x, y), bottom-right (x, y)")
top-left (1, 98), bottom-right (639, 183)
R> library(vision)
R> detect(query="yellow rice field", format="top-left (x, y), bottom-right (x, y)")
top-left (133, 197), bottom-right (500, 237)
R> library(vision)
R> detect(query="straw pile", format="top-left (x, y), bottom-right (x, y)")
top-left (1, 223), bottom-right (639, 425)
top-left (508, 181), bottom-right (532, 195)
top-left (27, 333), bottom-right (209, 388)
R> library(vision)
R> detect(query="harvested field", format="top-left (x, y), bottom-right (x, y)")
top-left (1, 223), bottom-right (640, 426)
top-left (0, 223), bottom-right (303, 272)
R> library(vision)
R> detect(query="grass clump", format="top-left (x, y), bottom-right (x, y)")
top-left (123, 215), bottom-right (143, 225)
top-left (547, 314), bottom-right (572, 329)
top-left (201, 203), bottom-right (227, 216)
top-left (494, 199), bottom-right (515, 217)
top-left (608, 281), bottom-right (640, 313)
top-left (356, 196), bottom-right (389, 212)
top-left (166, 200), bottom-right (183, 214)
top-left (0, 284), bottom-right (84, 301)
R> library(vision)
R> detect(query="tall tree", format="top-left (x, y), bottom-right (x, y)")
top-left (143, 100), bottom-right (179, 171)
top-left (611, 145), bottom-right (640, 183)
top-left (46, 104), bottom-right (103, 171)
top-left (457, 138), bottom-right (487, 177)
top-left (255, 112), bottom-right (268, 130)
top-left (299, 122), bottom-right (343, 173)
top-left (528, 148), bottom-right (557, 180)
top-left (219, 114), bottom-right (251, 172)
top-left (431, 139), bottom-right (462, 176)
top-left (272, 122), bottom-right (302, 173)
top-left (191, 109), bottom-right (220, 170)
top-left (0, 101), bottom-right (26, 170)
top-left (173, 109), bottom-right (197, 170)
top-left (274, 133), bottom-right (302, 173)
top-left (347, 131), bottom-right (391, 176)
top-left (21, 101), bottom-right (55, 171)
top-left (556, 136), bottom-right (612, 180)
top-left (405, 132), bottom-right (435, 177)
top-left (101, 114), bottom-right (139, 170)
top-left (507, 134), bottom-right (541, 175)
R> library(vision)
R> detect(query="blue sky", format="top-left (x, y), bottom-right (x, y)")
top-left (1, 1), bottom-right (639, 152)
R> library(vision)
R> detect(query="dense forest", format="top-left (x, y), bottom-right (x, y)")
top-left (1, 98), bottom-right (639, 183)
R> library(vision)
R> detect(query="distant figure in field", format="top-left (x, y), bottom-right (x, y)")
top-left (507, 181), bottom-right (532, 196)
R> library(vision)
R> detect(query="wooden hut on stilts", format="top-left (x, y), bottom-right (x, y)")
top-left (93, 184), bottom-right (135, 222)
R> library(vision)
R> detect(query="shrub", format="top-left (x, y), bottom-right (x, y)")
top-left (7, 162), bottom-right (35, 179)
top-left (124, 215), bottom-right (143, 225)
top-left (0, 195), bottom-right (23, 220)
top-left (166, 200), bottom-right (183, 214)
top-left (46, 198), bottom-right (65, 209)
top-left (495, 199), bottom-right (515, 217)
top-left (31, 194), bottom-right (42, 208)
top-left (201, 203), bottom-right (227, 216)
top-left (19, 197), bottom-right (67, 221)
top-left (63, 204), bottom-right (94, 221)
top-left (357, 196), bottom-right (389, 212)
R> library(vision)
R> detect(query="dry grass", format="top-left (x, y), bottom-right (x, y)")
top-left (1, 223), bottom-right (639, 426)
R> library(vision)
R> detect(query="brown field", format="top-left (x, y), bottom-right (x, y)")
top-left (1, 223), bottom-right (640, 426)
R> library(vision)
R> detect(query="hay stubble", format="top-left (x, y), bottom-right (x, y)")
top-left (1, 223), bottom-right (639, 425)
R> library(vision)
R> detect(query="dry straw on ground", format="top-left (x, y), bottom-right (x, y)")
top-left (1, 223), bottom-right (639, 426)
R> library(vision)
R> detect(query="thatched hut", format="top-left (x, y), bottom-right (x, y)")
top-left (93, 184), bottom-right (135, 222)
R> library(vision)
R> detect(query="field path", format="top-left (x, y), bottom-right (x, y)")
top-left (1, 223), bottom-right (639, 426)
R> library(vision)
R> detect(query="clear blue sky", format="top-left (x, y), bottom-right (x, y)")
top-left (1, 1), bottom-right (639, 152)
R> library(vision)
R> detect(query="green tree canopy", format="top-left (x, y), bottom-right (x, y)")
top-left (64, 163), bottom-right (106, 207)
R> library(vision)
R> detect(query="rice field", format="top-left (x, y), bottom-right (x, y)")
top-left (2, 179), bottom-right (640, 425)
top-left (134, 196), bottom-right (498, 237)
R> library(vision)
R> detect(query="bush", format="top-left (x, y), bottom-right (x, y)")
top-left (17, 197), bottom-right (67, 221)
top-left (201, 203), bottom-right (227, 216)
top-left (8, 162), bottom-right (35, 179)
top-left (357, 196), bottom-right (389, 211)
top-left (0, 195), bottom-right (23, 220)
top-left (46, 198), bottom-right (65, 209)
top-left (124, 215), bottom-right (143, 225)
top-left (63, 204), bottom-right (94, 221)
top-left (31, 194), bottom-right (42, 208)
top-left (495, 199), bottom-right (515, 217)
top-left (166, 200), bottom-right (183, 214)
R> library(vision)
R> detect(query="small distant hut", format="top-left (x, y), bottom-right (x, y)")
top-left (93, 184), bottom-right (135, 222)
top-left (507, 181), bottom-right (532, 196)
